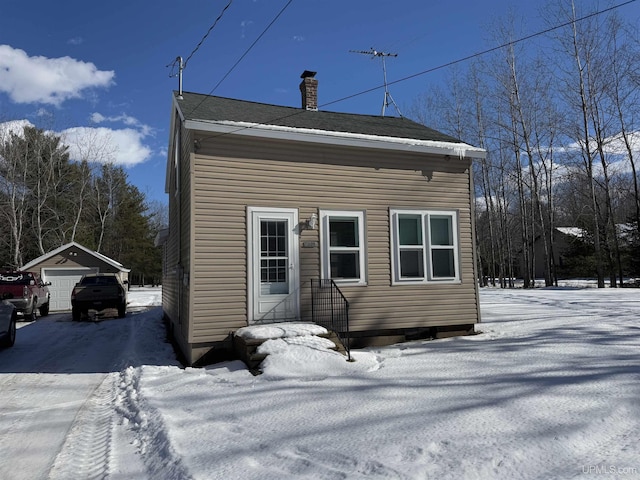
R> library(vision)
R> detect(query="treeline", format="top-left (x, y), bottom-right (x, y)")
top-left (0, 124), bottom-right (165, 285)
top-left (409, 0), bottom-right (640, 288)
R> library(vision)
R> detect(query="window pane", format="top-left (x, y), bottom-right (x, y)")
top-left (261, 220), bottom-right (287, 257)
top-left (260, 259), bottom-right (288, 294)
top-left (400, 249), bottom-right (424, 278)
top-left (330, 252), bottom-right (359, 279)
top-left (399, 215), bottom-right (422, 245)
top-left (430, 216), bottom-right (453, 246)
top-left (330, 219), bottom-right (358, 247)
top-left (432, 249), bottom-right (455, 277)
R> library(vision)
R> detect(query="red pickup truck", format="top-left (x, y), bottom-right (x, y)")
top-left (0, 271), bottom-right (51, 321)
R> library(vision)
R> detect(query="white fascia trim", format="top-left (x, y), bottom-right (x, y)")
top-left (21, 241), bottom-right (130, 273)
top-left (185, 119), bottom-right (487, 159)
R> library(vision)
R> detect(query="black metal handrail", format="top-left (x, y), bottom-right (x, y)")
top-left (311, 278), bottom-right (351, 361)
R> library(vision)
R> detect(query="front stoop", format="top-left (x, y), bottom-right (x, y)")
top-left (233, 330), bottom-right (347, 375)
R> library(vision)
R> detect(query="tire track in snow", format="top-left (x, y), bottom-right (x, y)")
top-left (47, 311), bottom-right (187, 480)
top-left (115, 366), bottom-right (193, 480)
top-left (48, 374), bottom-right (116, 480)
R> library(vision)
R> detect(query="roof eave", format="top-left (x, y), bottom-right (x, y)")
top-left (184, 119), bottom-right (487, 159)
top-left (21, 241), bottom-right (130, 273)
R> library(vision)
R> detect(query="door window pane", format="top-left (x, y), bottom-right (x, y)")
top-left (261, 220), bottom-right (286, 256)
top-left (260, 220), bottom-right (288, 293)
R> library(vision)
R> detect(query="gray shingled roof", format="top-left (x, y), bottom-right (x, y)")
top-left (175, 91), bottom-right (463, 144)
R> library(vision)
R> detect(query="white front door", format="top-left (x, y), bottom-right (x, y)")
top-left (248, 207), bottom-right (300, 323)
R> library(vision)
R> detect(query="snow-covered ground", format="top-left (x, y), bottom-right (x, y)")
top-left (1, 284), bottom-right (639, 479)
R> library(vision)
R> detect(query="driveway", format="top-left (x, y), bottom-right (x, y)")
top-left (0, 305), bottom-right (168, 480)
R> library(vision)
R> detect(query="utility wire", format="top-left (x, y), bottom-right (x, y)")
top-left (321, 0), bottom-right (638, 109)
top-left (183, 0), bottom-right (234, 69)
top-left (189, 0), bottom-right (637, 141)
top-left (185, 0), bottom-right (295, 118)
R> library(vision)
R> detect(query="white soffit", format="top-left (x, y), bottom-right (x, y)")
top-left (185, 119), bottom-right (487, 160)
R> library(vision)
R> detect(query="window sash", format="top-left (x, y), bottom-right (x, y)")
top-left (392, 210), bottom-right (459, 284)
top-left (321, 210), bottom-right (366, 285)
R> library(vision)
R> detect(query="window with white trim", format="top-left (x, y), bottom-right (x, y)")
top-left (391, 209), bottom-right (460, 284)
top-left (320, 210), bottom-right (366, 285)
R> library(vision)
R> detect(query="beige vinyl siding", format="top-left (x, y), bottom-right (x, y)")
top-left (163, 119), bottom-right (193, 357)
top-left (189, 134), bottom-right (479, 343)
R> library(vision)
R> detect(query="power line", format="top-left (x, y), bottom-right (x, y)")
top-left (185, 0), bottom-right (295, 118)
top-left (189, 0), bottom-right (637, 142)
top-left (183, 0), bottom-right (234, 69)
top-left (320, 0), bottom-right (638, 109)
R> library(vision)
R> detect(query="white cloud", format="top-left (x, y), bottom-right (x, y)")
top-left (0, 45), bottom-right (114, 106)
top-left (293, 35), bottom-right (305, 42)
top-left (61, 126), bottom-right (151, 167)
top-left (0, 120), bottom-right (152, 167)
top-left (90, 112), bottom-right (106, 123)
top-left (67, 37), bottom-right (84, 46)
top-left (1, 117), bottom-right (153, 167)
top-left (90, 112), bottom-right (153, 136)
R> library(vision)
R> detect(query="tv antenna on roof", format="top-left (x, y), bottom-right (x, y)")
top-left (168, 56), bottom-right (184, 99)
top-left (350, 48), bottom-right (402, 117)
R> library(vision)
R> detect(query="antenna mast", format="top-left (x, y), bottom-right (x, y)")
top-left (350, 48), bottom-right (402, 117)
top-left (168, 56), bottom-right (184, 99)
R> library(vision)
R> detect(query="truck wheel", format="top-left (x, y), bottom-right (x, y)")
top-left (0, 312), bottom-right (16, 348)
top-left (117, 303), bottom-right (126, 318)
top-left (28, 304), bottom-right (37, 322)
top-left (39, 301), bottom-right (50, 316)
top-left (72, 307), bottom-right (81, 322)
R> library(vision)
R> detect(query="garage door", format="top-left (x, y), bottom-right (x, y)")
top-left (42, 269), bottom-right (98, 312)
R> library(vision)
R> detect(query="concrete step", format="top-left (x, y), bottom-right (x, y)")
top-left (233, 326), bottom-right (348, 374)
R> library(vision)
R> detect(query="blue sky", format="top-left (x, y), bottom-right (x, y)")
top-left (1, 0), bottom-right (638, 206)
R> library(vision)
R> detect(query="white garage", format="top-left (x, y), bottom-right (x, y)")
top-left (21, 242), bottom-right (130, 312)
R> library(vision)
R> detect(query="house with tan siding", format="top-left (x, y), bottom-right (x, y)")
top-left (162, 72), bottom-right (486, 365)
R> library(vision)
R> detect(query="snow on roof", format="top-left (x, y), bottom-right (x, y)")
top-left (21, 241), bottom-right (130, 272)
top-left (556, 227), bottom-right (586, 238)
top-left (205, 120), bottom-right (487, 159)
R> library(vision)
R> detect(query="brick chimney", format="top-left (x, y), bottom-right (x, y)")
top-left (299, 70), bottom-right (318, 111)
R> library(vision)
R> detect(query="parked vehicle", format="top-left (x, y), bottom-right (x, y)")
top-left (0, 299), bottom-right (17, 348)
top-left (71, 273), bottom-right (128, 321)
top-left (0, 271), bottom-right (51, 321)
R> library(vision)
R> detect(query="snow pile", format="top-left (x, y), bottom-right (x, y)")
top-left (235, 321), bottom-right (328, 339)
top-left (128, 286), bottom-right (162, 308)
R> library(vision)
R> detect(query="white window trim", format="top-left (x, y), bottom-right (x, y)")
top-left (173, 126), bottom-right (180, 197)
top-left (390, 209), bottom-right (461, 285)
top-left (320, 210), bottom-right (367, 286)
